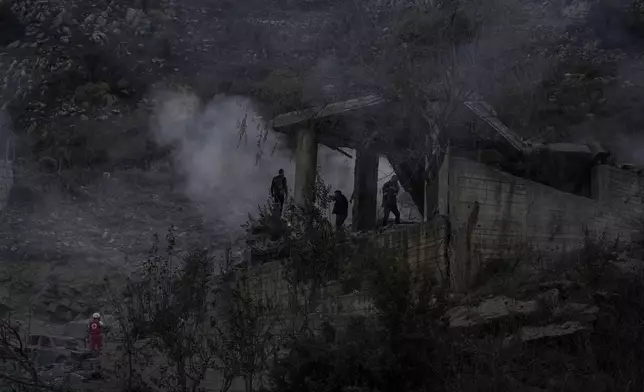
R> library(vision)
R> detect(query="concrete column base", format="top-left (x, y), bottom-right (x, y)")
top-left (294, 127), bottom-right (318, 209)
top-left (352, 148), bottom-right (379, 231)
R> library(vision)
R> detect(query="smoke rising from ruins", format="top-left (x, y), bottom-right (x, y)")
top-left (150, 92), bottom-right (292, 231)
top-left (149, 91), bottom-right (402, 230)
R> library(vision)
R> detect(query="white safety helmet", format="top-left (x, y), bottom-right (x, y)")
top-left (92, 312), bottom-right (101, 319)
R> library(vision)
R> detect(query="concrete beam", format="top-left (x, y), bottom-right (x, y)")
top-left (294, 127), bottom-right (318, 208)
top-left (330, 146), bottom-right (353, 159)
top-left (540, 143), bottom-right (592, 154)
top-left (352, 148), bottom-right (379, 232)
top-left (463, 97), bottom-right (530, 155)
top-left (271, 95), bottom-right (387, 129)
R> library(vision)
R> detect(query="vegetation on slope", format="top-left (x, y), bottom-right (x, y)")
top-left (3, 186), bottom-right (644, 392)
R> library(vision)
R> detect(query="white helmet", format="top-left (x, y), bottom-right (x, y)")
top-left (92, 312), bottom-right (101, 319)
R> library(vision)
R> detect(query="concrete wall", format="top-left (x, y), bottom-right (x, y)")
top-left (592, 164), bottom-right (644, 208)
top-left (375, 217), bottom-right (450, 285)
top-left (239, 261), bottom-right (374, 332)
top-left (446, 157), bottom-right (643, 290)
top-left (239, 217), bottom-right (451, 329)
top-left (244, 153), bottom-right (644, 302)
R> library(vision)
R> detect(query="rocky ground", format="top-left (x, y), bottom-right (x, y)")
top-left (439, 249), bottom-right (644, 391)
top-left (3, 0), bottom-right (644, 389)
top-left (0, 160), bottom-right (247, 324)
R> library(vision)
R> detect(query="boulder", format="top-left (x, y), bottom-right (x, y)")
top-left (519, 321), bottom-right (590, 342)
top-left (537, 288), bottom-right (560, 310)
top-left (538, 280), bottom-right (579, 292)
top-left (610, 259), bottom-right (644, 275)
top-left (445, 296), bottom-right (539, 328)
top-left (553, 302), bottom-right (599, 322)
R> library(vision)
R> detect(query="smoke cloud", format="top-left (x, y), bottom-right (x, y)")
top-left (150, 91), bottom-right (295, 233)
top-left (149, 91), bottom-right (421, 232)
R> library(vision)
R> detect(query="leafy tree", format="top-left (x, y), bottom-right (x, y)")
top-left (103, 276), bottom-right (154, 392)
top-left (121, 228), bottom-right (215, 392)
top-left (211, 268), bottom-right (280, 392)
top-left (266, 235), bottom-right (449, 392)
top-left (0, 318), bottom-right (42, 391)
top-left (248, 175), bottom-right (353, 334)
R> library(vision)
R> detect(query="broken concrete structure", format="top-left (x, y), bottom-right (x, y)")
top-left (245, 148), bottom-right (644, 308)
top-left (272, 95), bottom-right (388, 230)
top-left (424, 148), bottom-right (644, 291)
top-left (351, 147), bottom-right (379, 231)
top-left (270, 93), bottom-right (613, 232)
top-left (268, 94), bottom-right (643, 293)
top-left (293, 127), bottom-right (318, 208)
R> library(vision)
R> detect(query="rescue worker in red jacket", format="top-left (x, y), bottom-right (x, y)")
top-left (87, 312), bottom-right (104, 353)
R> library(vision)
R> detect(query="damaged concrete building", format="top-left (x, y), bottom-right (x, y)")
top-left (267, 93), bottom-right (644, 292)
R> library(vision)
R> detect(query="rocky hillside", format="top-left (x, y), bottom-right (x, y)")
top-left (0, 0), bottom-right (286, 323)
top-left (0, 162), bottom-right (247, 323)
top-left (438, 244), bottom-right (644, 391)
top-left (2, 0), bottom-right (644, 340)
top-left (4, 0), bottom-right (644, 170)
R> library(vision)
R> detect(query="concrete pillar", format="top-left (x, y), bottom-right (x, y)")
top-left (352, 148), bottom-right (379, 231)
top-left (437, 147), bottom-right (450, 216)
top-left (591, 165), bottom-right (611, 202)
top-left (424, 135), bottom-right (429, 221)
top-left (294, 127), bottom-right (318, 208)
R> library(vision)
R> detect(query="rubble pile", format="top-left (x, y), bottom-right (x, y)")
top-left (445, 289), bottom-right (600, 344)
top-left (0, 0), bottom-right (250, 165)
top-left (437, 254), bottom-right (644, 391)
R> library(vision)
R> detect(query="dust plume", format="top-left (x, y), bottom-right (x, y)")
top-left (150, 91), bottom-right (294, 232)
top-left (148, 86), bottom-right (434, 232)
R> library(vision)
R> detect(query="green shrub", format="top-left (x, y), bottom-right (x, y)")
top-left (630, 0), bottom-right (644, 34)
top-left (394, 7), bottom-right (478, 49)
top-left (267, 318), bottom-right (381, 392)
top-left (74, 82), bottom-right (116, 108)
top-left (120, 228), bottom-right (214, 392)
top-left (251, 69), bottom-right (307, 114)
top-left (265, 229), bottom-right (450, 392)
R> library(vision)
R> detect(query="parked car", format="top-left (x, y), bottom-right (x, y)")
top-left (25, 334), bottom-right (94, 367)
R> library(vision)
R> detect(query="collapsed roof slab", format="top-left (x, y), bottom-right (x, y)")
top-left (270, 93), bottom-right (616, 215)
top-left (270, 95), bottom-right (389, 220)
top-left (529, 143), bottom-right (611, 167)
top-left (463, 97), bottom-right (531, 155)
top-left (270, 94), bottom-right (387, 130)
top-left (538, 143), bottom-right (592, 154)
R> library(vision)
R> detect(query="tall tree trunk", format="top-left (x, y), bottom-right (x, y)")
top-left (127, 341), bottom-right (134, 391)
top-left (177, 357), bottom-right (187, 392)
top-left (245, 372), bottom-right (254, 392)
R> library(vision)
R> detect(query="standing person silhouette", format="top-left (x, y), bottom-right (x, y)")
top-left (382, 175), bottom-right (401, 226)
top-left (270, 169), bottom-right (288, 216)
top-left (331, 190), bottom-right (349, 229)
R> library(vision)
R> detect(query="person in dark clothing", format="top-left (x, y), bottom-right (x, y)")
top-left (382, 175), bottom-right (401, 226)
top-left (270, 169), bottom-right (288, 215)
top-left (331, 190), bottom-right (349, 229)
